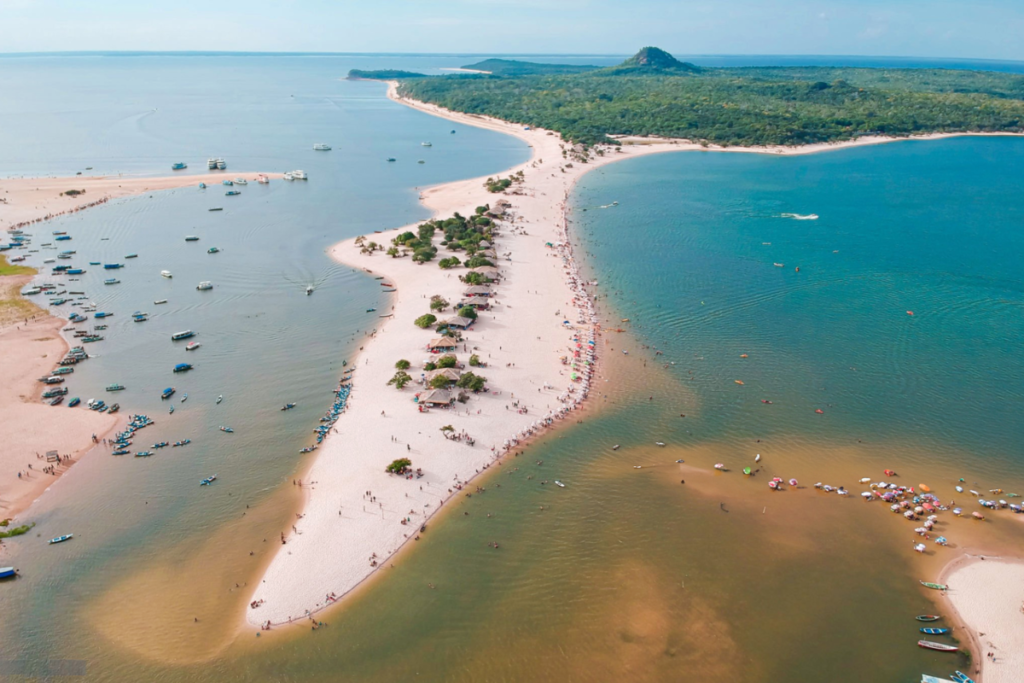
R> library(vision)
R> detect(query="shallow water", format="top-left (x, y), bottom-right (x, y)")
top-left (3, 57), bottom-right (1024, 683)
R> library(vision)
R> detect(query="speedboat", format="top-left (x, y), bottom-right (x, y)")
top-left (161, 270), bottom-right (173, 278)
top-left (49, 533), bottom-right (74, 544)
top-left (208, 247), bottom-right (220, 254)
top-left (281, 403), bottom-right (296, 411)
top-left (554, 480), bottom-right (566, 488)
top-left (313, 143), bottom-right (331, 151)
top-left (306, 285), bottom-right (314, 295)
top-left (201, 475), bottom-right (217, 486)
top-left (186, 341), bottom-right (201, 351)
top-left (196, 281), bottom-right (213, 291)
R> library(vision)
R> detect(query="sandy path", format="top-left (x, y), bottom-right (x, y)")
top-left (941, 556), bottom-right (1024, 683)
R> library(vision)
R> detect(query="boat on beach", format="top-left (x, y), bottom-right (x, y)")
top-left (0, 567), bottom-right (16, 579)
top-left (916, 615), bottom-right (942, 622)
top-left (920, 581), bottom-right (947, 591)
top-left (917, 640), bottom-right (958, 653)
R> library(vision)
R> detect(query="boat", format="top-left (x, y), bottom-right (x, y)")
top-left (714, 463), bottom-right (727, 470)
top-left (299, 445), bottom-right (317, 453)
top-left (216, 159), bottom-right (226, 170)
top-left (917, 641), bottom-right (958, 653)
top-left (161, 387), bottom-right (176, 399)
top-left (386, 157), bottom-right (396, 162)
top-left (920, 581), bottom-right (948, 591)
top-left (281, 403), bottom-right (296, 411)
top-left (108, 403), bottom-right (119, 414)
top-left (366, 308), bottom-right (376, 313)
top-left (171, 330), bottom-right (195, 341)
top-left (293, 170), bottom-right (308, 180)
top-left (173, 439), bottom-right (191, 447)
top-left (112, 449), bottom-right (130, 456)
top-left (916, 615), bottom-right (943, 622)
top-left (209, 207), bottom-right (222, 212)
top-left (153, 442), bottom-right (169, 449)
top-left (233, 178), bottom-right (247, 185)
top-left (421, 142), bottom-right (432, 147)
top-left (306, 285), bottom-right (314, 295)
top-left (199, 182), bottom-right (207, 189)
top-left (106, 384), bottom-right (125, 392)
top-left (173, 363), bottom-right (193, 373)
top-left (49, 534), bottom-right (74, 544)
top-left (283, 172), bottom-right (295, 181)
top-left (208, 158), bottom-right (219, 170)
top-left (49, 395), bottom-right (64, 406)
top-left (185, 236), bottom-right (200, 242)
top-left (125, 253), bottom-right (138, 259)
top-left (104, 278), bottom-right (120, 285)
top-left (133, 313), bottom-right (148, 322)
top-left (313, 143), bottom-right (332, 151)
top-left (208, 247), bottom-right (220, 254)
top-left (67, 268), bottom-right (85, 275)
top-left (94, 311), bottom-right (112, 318)
top-left (554, 480), bottom-right (566, 488)
top-left (257, 174), bottom-right (269, 184)
top-left (219, 426), bottom-right (234, 433)
top-left (103, 263), bottom-right (124, 269)
top-left (196, 281), bottom-right (213, 291)
top-left (181, 393), bottom-right (188, 403)
top-left (135, 451), bottom-right (154, 457)
top-left (953, 671), bottom-right (976, 683)
top-left (920, 627), bottom-right (951, 635)
top-left (172, 162), bottom-right (187, 171)
top-left (216, 395), bottom-right (223, 404)
top-left (161, 270), bottom-right (173, 278)
top-left (225, 190), bottom-right (241, 196)
top-left (743, 467), bottom-right (752, 475)
top-left (0, 567), bottom-right (16, 579)
top-left (55, 235), bottom-right (71, 241)
top-left (200, 475), bottom-right (217, 486)
top-left (169, 405), bottom-right (174, 414)
top-left (186, 341), bottom-right (201, 351)
top-left (68, 397), bottom-right (80, 407)
top-left (154, 299), bottom-right (168, 305)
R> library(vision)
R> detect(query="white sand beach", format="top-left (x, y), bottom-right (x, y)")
top-left (246, 84), bottom-right (1024, 628)
top-left (942, 556), bottom-right (1024, 683)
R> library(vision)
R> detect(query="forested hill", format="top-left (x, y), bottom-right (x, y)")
top-left (349, 48), bottom-right (1024, 147)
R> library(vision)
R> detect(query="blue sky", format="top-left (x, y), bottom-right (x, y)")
top-left (2, 0), bottom-right (1023, 60)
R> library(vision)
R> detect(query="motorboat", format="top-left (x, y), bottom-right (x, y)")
top-left (155, 299), bottom-right (168, 305)
top-left (173, 363), bottom-right (193, 373)
top-left (186, 341), bottom-right (201, 351)
top-left (257, 174), bottom-right (269, 184)
top-left (306, 285), bottom-right (314, 295)
top-left (421, 142), bottom-right (432, 147)
top-left (208, 247), bottom-right (220, 254)
top-left (106, 384), bottom-right (125, 392)
top-left (161, 387), bottom-right (176, 399)
top-left (185, 236), bottom-right (200, 242)
top-left (201, 475), bottom-right (217, 486)
top-left (196, 281), bottom-right (213, 291)
top-left (292, 170), bottom-right (308, 180)
top-left (233, 178), bottom-right (247, 185)
top-left (49, 533), bottom-right (74, 544)
top-left (172, 162), bottom-right (187, 171)
top-left (281, 403), bottom-right (297, 411)
top-left (161, 270), bottom-right (173, 278)
top-left (171, 330), bottom-right (194, 341)
top-left (313, 143), bottom-right (331, 151)
top-left (219, 426), bottom-right (234, 433)
top-left (225, 190), bottom-right (241, 196)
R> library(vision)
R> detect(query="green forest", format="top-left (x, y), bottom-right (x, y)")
top-left (350, 47), bottom-right (1024, 147)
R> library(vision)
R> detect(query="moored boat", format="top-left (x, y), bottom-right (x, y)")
top-left (106, 384), bottom-right (125, 392)
top-left (196, 281), bottom-right (213, 291)
top-left (313, 143), bottom-right (331, 151)
top-left (49, 533), bottom-right (73, 544)
top-left (173, 363), bottom-right (193, 373)
top-left (920, 581), bottom-right (948, 591)
top-left (225, 190), bottom-right (240, 196)
top-left (161, 387), bottom-right (176, 399)
top-left (917, 640), bottom-right (958, 653)
top-left (920, 627), bottom-right (951, 635)
top-left (915, 615), bottom-right (942, 622)
top-left (200, 475), bottom-right (217, 486)
top-left (186, 341), bottom-right (201, 351)
top-left (208, 247), bottom-right (220, 254)
top-left (171, 330), bottom-right (195, 341)
top-left (161, 270), bottom-right (173, 278)
top-left (185, 235), bottom-right (200, 242)
top-left (172, 162), bottom-right (187, 170)
top-left (219, 426), bottom-right (234, 433)
top-left (0, 567), bottom-right (16, 579)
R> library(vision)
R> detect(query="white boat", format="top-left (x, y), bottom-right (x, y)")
top-left (421, 142), bottom-right (432, 147)
top-left (216, 159), bottom-right (226, 170)
top-left (257, 174), bottom-right (269, 184)
top-left (306, 285), bottom-right (314, 295)
top-left (208, 158), bottom-right (218, 170)
top-left (313, 143), bottom-right (331, 151)
top-left (283, 172), bottom-right (295, 181)
top-left (196, 281), bottom-right (213, 291)
top-left (21, 287), bottom-right (42, 296)
top-left (554, 480), bottom-right (565, 488)
top-left (161, 270), bottom-right (173, 278)
top-left (43, 258), bottom-right (56, 264)
top-left (154, 299), bottom-right (168, 305)
top-left (233, 178), bottom-right (247, 185)
top-left (292, 170), bottom-right (308, 180)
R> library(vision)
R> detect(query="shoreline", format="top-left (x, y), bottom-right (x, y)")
top-left (247, 83), bottom-right (1024, 629)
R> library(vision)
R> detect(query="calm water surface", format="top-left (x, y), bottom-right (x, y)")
top-left (3, 57), bottom-right (1023, 683)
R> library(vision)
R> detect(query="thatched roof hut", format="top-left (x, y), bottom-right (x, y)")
top-left (464, 285), bottom-right (493, 297)
top-left (443, 316), bottom-right (474, 330)
top-left (419, 389), bottom-right (453, 405)
top-left (427, 338), bottom-right (458, 352)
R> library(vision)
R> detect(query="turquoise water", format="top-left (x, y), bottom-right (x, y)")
top-left (573, 138), bottom-right (1024, 477)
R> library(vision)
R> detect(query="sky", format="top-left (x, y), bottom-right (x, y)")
top-left (2, 0), bottom-right (1024, 60)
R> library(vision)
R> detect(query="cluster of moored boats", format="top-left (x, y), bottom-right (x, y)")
top-left (110, 414), bottom-right (156, 456)
top-left (307, 369), bottom-right (353, 450)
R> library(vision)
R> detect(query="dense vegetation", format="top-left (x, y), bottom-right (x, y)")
top-left (352, 47), bottom-right (1024, 147)
top-left (349, 69), bottom-right (429, 80)
top-left (461, 58), bottom-right (599, 77)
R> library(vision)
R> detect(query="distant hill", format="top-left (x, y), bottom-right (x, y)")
top-left (600, 47), bottom-right (702, 75)
top-left (460, 59), bottom-right (600, 77)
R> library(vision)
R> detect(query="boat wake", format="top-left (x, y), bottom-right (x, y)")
top-left (780, 213), bottom-right (819, 220)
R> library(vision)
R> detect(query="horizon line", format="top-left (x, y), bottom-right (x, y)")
top-left (1, 50), bottom-right (1024, 65)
